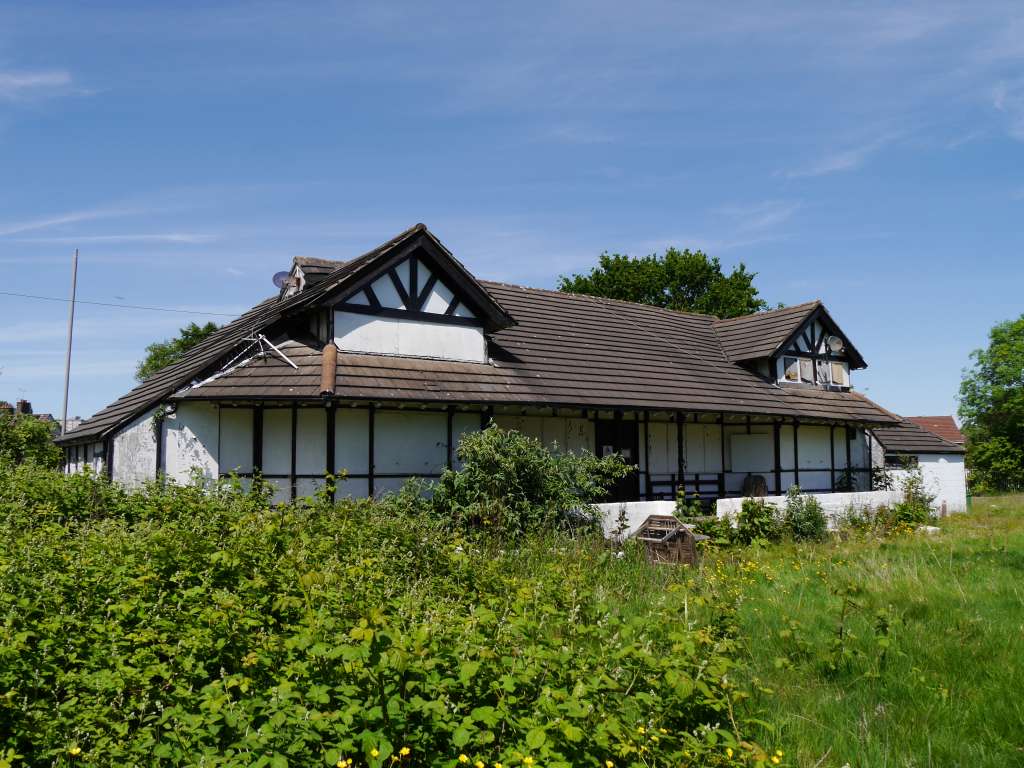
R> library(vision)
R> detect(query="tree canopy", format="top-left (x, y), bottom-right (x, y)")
top-left (557, 248), bottom-right (768, 319)
top-left (959, 314), bottom-right (1024, 492)
top-left (135, 322), bottom-right (219, 382)
top-left (0, 410), bottom-right (61, 468)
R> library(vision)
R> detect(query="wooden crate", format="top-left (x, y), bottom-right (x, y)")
top-left (633, 514), bottom-right (708, 566)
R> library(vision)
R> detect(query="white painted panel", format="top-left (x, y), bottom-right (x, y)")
top-left (295, 407), bottom-right (326, 475)
top-left (335, 312), bottom-right (400, 355)
top-left (452, 412), bottom-right (480, 469)
top-left (261, 408), bottom-right (291, 475)
top-left (165, 401), bottom-right (219, 483)
top-left (295, 477), bottom-right (325, 499)
top-left (833, 426), bottom-right (848, 469)
top-left (453, 303), bottom-right (475, 319)
top-left (684, 424), bottom-right (722, 473)
top-left (374, 476), bottom-right (411, 496)
top-left (336, 476), bottom-right (370, 498)
top-left (644, 421), bottom-right (678, 475)
top-left (395, 259), bottom-right (411, 293)
top-left (780, 425), bottom-right (795, 470)
top-left (219, 408), bottom-right (253, 474)
top-left (266, 477), bottom-right (291, 504)
top-left (334, 409), bottom-right (369, 475)
top-left (422, 280), bottom-right (454, 314)
top-left (371, 274), bottom-right (404, 309)
top-left (334, 311), bottom-right (486, 363)
top-left (798, 470), bottom-right (831, 491)
top-left (798, 425), bottom-right (831, 469)
top-left (565, 418), bottom-right (595, 454)
top-left (375, 411), bottom-right (447, 475)
top-left (112, 409), bottom-right (157, 488)
top-left (348, 290), bottom-right (370, 306)
top-left (731, 433), bottom-right (772, 473)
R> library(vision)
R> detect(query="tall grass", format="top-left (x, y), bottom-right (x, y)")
top-left (724, 495), bottom-right (1024, 767)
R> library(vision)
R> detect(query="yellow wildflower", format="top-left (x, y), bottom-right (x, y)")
top-left (459, 756), bottom-right (470, 764)
top-left (658, 728), bottom-right (667, 734)
top-left (372, 748), bottom-right (380, 758)
top-left (771, 757), bottom-right (780, 765)
top-left (495, 764), bottom-right (503, 768)
top-left (725, 747), bottom-right (733, 758)
top-left (69, 747), bottom-right (82, 757)
top-left (523, 758), bottom-right (535, 766)
top-left (606, 761), bottom-right (614, 768)
top-left (775, 750), bottom-right (784, 757)
top-left (475, 762), bottom-right (485, 768)
top-left (400, 747), bottom-right (411, 757)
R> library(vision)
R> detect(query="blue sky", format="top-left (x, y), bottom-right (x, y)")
top-left (1, 1), bottom-right (1022, 421)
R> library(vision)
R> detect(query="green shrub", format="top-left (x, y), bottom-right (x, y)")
top-left (0, 464), bottom-right (756, 766)
top-left (734, 498), bottom-right (782, 545)
top-left (782, 486), bottom-right (828, 542)
top-left (0, 410), bottom-right (60, 468)
top-left (967, 436), bottom-right (1024, 494)
top-left (432, 424), bottom-right (630, 537)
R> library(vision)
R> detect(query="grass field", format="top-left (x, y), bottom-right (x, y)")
top-left (721, 495), bottom-right (1024, 767)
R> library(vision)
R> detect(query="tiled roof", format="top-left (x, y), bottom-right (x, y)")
top-left (871, 419), bottom-right (965, 454)
top-left (60, 225), bottom-right (900, 444)
top-left (173, 282), bottom-right (898, 424)
top-left (712, 301), bottom-right (821, 362)
top-left (905, 416), bottom-right (965, 445)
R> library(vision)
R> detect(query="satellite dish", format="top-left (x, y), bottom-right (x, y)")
top-left (827, 335), bottom-right (845, 353)
top-left (272, 271), bottom-right (291, 289)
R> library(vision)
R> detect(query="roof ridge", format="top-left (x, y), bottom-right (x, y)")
top-left (480, 280), bottom-right (720, 321)
top-left (711, 299), bottom-right (821, 327)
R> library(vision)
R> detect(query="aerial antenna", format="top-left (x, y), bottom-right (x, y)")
top-left (272, 271), bottom-right (290, 289)
top-left (61, 249), bottom-right (78, 435)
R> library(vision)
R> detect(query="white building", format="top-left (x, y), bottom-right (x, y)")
top-left (58, 223), bottom-right (963, 511)
top-left (867, 420), bottom-right (968, 514)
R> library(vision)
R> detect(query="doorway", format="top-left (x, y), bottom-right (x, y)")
top-left (595, 418), bottom-right (640, 502)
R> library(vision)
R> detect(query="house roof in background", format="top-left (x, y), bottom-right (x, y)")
top-left (905, 415), bottom-right (965, 445)
top-left (871, 419), bottom-right (965, 455)
top-left (59, 224), bottom-right (900, 444)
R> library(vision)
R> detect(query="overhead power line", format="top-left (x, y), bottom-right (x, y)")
top-left (0, 290), bottom-right (239, 317)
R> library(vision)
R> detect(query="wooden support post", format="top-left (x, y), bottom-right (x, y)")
top-left (830, 424), bottom-right (836, 491)
top-left (793, 421), bottom-right (800, 487)
top-left (642, 411), bottom-right (651, 500)
top-left (253, 406), bottom-right (264, 476)
top-left (367, 404), bottom-right (376, 498)
top-left (773, 421), bottom-right (782, 494)
top-left (290, 403), bottom-right (298, 501)
top-left (446, 405), bottom-right (455, 469)
top-left (719, 413), bottom-right (726, 498)
top-left (846, 425), bottom-right (854, 489)
top-left (676, 411), bottom-right (684, 499)
top-left (326, 402), bottom-right (336, 502)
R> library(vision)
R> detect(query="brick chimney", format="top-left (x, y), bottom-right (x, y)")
top-left (15, 400), bottom-right (32, 415)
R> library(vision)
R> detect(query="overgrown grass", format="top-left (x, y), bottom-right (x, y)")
top-left (722, 495), bottom-right (1024, 767)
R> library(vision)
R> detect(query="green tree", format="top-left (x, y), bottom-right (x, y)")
top-left (0, 410), bottom-right (61, 468)
top-left (959, 314), bottom-right (1024, 491)
top-left (557, 248), bottom-right (768, 318)
top-left (135, 322), bottom-right (219, 381)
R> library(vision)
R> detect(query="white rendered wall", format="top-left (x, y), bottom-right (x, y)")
top-left (717, 490), bottom-right (902, 528)
top-left (164, 401), bottom-right (219, 484)
top-left (111, 409), bottom-right (158, 488)
top-left (334, 312), bottom-right (487, 363)
top-left (890, 454), bottom-right (968, 514)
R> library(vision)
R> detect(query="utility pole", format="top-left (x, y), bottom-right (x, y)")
top-left (61, 249), bottom-right (78, 435)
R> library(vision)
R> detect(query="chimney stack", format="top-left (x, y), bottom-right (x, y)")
top-left (320, 342), bottom-right (338, 397)
top-left (15, 399), bottom-right (32, 415)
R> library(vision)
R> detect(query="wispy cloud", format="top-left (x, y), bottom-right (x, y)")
top-left (0, 207), bottom-right (139, 237)
top-left (17, 233), bottom-right (218, 245)
top-left (0, 70), bottom-right (73, 99)
top-left (786, 133), bottom-right (901, 178)
top-left (544, 123), bottom-right (615, 144)
top-left (715, 199), bottom-right (802, 232)
top-left (992, 80), bottom-right (1024, 141)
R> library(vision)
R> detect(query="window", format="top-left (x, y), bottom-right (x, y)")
top-left (816, 359), bottom-right (831, 384)
top-left (831, 361), bottom-right (849, 387)
top-left (886, 454), bottom-right (918, 468)
top-left (799, 358), bottom-right (814, 384)
top-left (783, 357), bottom-right (799, 381)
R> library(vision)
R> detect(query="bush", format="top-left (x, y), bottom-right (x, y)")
top-left (0, 410), bottom-right (60, 468)
top-left (431, 424), bottom-right (630, 537)
top-left (0, 464), bottom-right (757, 767)
top-left (782, 486), bottom-right (828, 542)
top-left (734, 498), bottom-right (782, 545)
top-left (967, 436), bottom-right (1024, 494)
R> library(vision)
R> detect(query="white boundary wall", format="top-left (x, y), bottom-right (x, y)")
top-left (889, 454), bottom-right (968, 514)
top-left (716, 490), bottom-right (902, 528)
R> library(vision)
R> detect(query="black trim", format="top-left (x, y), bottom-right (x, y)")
top-left (332, 302), bottom-right (483, 327)
top-left (326, 402), bottom-right (336, 502)
top-left (416, 273), bottom-right (439, 312)
top-left (290, 403), bottom-right (298, 501)
top-left (388, 267), bottom-right (412, 308)
top-left (368, 403), bottom-right (375, 497)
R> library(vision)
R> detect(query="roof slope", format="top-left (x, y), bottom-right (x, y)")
top-left (174, 282), bottom-right (899, 424)
top-left (712, 301), bottom-right (820, 362)
top-left (871, 419), bottom-right (965, 454)
top-left (906, 415), bottom-right (965, 445)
